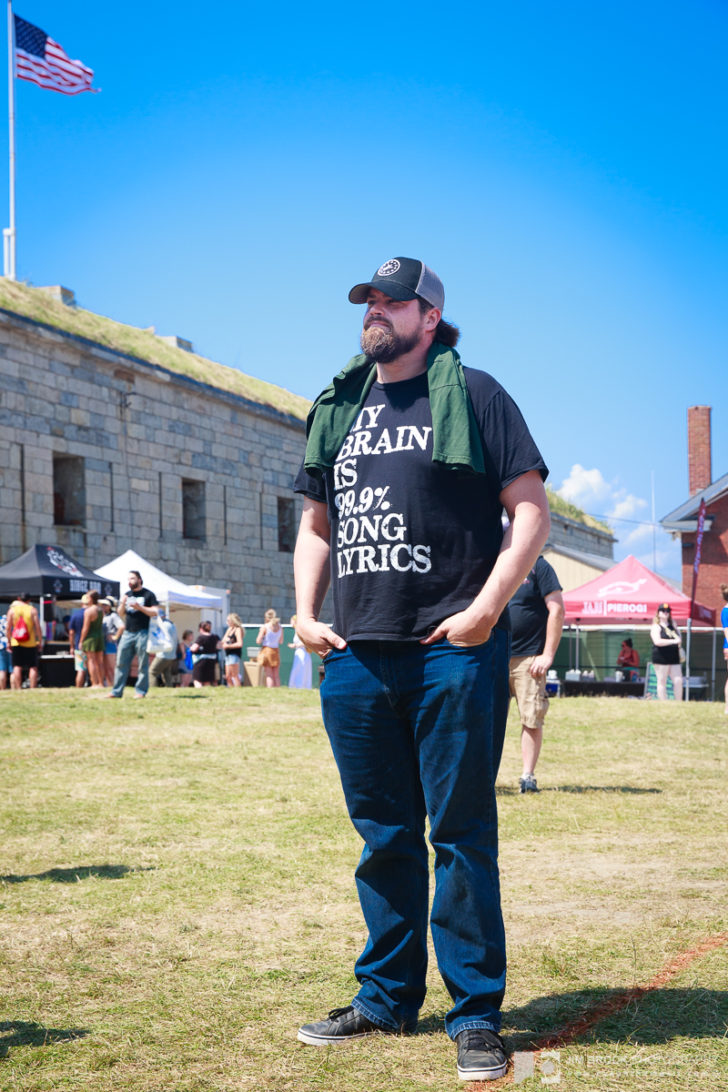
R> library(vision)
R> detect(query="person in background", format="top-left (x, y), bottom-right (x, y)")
top-left (80, 590), bottom-right (105, 688)
top-left (108, 570), bottom-right (159, 699)
top-left (0, 609), bottom-right (10, 690)
top-left (256, 608), bottom-right (284, 688)
top-left (616, 638), bottom-right (640, 682)
top-left (101, 598), bottom-right (124, 687)
top-left (650, 603), bottom-right (683, 701)
top-left (288, 614), bottom-right (312, 689)
top-left (7, 592), bottom-right (42, 690)
top-left (222, 612), bottom-right (245, 687)
top-left (721, 584), bottom-right (728, 715)
top-left (150, 608), bottom-right (179, 688)
top-left (68, 598), bottom-right (88, 688)
top-left (190, 620), bottom-right (221, 687)
top-left (508, 556), bottom-right (564, 793)
top-left (178, 629), bottom-right (194, 687)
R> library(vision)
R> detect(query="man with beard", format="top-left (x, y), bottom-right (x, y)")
top-left (293, 257), bottom-right (550, 1081)
top-left (107, 570), bottom-right (158, 699)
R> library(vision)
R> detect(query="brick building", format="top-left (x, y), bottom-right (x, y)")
top-left (0, 283), bottom-right (309, 621)
top-left (661, 405), bottom-right (728, 618)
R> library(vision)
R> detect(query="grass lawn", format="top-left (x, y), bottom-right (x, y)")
top-left (1, 689), bottom-right (726, 1091)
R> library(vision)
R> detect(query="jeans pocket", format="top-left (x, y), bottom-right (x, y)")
top-left (320, 645), bottom-right (348, 680)
top-left (440, 636), bottom-right (490, 650)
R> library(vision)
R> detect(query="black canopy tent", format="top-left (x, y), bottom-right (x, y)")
top-left (0, 546), bottom-right (120, 686)
top-left (0, 545), bottom-right (120, 603)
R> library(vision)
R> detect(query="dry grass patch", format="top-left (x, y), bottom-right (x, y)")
top-left (0, 689), bottom-right (726, 1090)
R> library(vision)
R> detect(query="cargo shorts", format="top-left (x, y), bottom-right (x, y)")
top-left (508, 655), bottom-right (549, 731)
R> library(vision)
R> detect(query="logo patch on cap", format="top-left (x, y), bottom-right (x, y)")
top-left (377, 259), bottom-right (400, 277)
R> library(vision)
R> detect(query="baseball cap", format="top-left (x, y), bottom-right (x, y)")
top-left (658, 602), bottom-right (671, 611)
top-left (348, 257), bottom-right (444, 311)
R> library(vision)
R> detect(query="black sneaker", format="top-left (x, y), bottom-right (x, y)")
top-left (519, 774), bottom-right (538, 793)
top-left (455, 1028), bottom-right (508, 1081)
top-left (297, 1006), bottom-right (391, 1046)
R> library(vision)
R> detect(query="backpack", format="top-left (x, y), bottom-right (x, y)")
top-left (14, 614), bottom-right (29, 642)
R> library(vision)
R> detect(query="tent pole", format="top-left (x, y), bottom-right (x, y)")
top-left (711, 626), bottom-right (717, 703)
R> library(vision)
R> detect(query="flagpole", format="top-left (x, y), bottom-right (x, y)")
top-left (4, 0), bottom-right (16, 280)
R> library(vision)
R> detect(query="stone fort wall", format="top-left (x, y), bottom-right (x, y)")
top-left (0, 308), bottom-right (307, 621)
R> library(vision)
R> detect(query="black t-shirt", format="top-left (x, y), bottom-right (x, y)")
top-left (123, 587), bottom-right (158, 633)
top-left (294, 367), bottom-right (547, 642)
top-left (509, 556), bottom-right (562, 657)
top-left (193, 632), bottom-right (219, 656)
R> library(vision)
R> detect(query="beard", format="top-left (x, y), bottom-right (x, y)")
top-left (360, 321), bottom-right (421, 363)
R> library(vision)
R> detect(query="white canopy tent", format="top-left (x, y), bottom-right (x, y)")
top-left (95, 550), bottom-right (227, 633)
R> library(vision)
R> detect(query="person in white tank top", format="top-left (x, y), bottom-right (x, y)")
top-left (256, 608), bottom-right (283, 687)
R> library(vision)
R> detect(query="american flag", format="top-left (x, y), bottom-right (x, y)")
top-left (14, 14), bottom-right (95, 95)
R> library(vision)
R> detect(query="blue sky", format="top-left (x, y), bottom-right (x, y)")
top-left (5, 1), bottom-right (727, 582)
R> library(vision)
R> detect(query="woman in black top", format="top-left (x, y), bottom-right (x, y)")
top-left (650, 603), bottom-right (683, 701)
top-left (221, 612), bottom-right (245, 688)
top-left (191, 621), bottom-right (221, 687)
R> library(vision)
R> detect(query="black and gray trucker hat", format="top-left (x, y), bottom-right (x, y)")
top-left (348, 257), bottom-right (444, 311)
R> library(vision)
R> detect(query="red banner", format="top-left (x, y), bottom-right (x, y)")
top-left (689, 498), bottom-right (707, 617)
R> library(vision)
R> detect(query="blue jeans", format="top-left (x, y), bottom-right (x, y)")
top-left (319, 631), bottom-right (510, 1040)
top-left (111, 629), bottom-right (151, 696)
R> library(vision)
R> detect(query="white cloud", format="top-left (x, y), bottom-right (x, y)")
top-left (623, 522), bottom-right (654, 547)
top-left (557, 465), bottom-right (647, 525)
top-left (558, 464), bottom-right (612, 508)
top-left (556, 464), bottom-right (682, 583)
top-left (610, 492), bottom-right (648, 522)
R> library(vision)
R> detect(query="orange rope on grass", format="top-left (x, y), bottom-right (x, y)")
top-left (534, 930), bottom-right (728, 1051)
top-left (466, 931), bottom-right (728, 1088)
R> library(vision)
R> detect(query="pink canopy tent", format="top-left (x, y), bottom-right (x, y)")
top-left (562, 555), bottom-right (715, 626)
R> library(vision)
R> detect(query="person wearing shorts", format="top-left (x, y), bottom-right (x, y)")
top-left (256, 609), bottom-right (283, 687)
top-left (508, 556), bottom-right (564, 793)
top-left (8, 593), bottom-right (42, 689)
top-left (80, 590), bottom-right (105, 688)
top-left (68, 603), bottom-right (88, 687)
top-left (221, 612), bottom-right (245, 687)
top-left (101, 598), bottom-right (124, 687)
top-left (650, 603), bottom-right (684, 701)
top-left (0, 611), bottom-right (10, 690)
top-left (74, 646), bottom-right (88, 678)
top-left (178, 630), bottom-right (194, 687)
